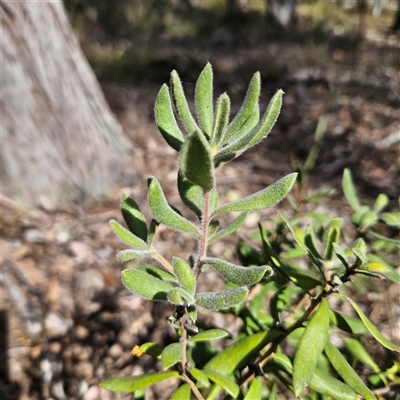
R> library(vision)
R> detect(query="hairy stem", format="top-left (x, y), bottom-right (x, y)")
top-left (193, 190), bottom-right (211, 277)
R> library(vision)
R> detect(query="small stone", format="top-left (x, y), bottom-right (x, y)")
top-left (50, 342), bottom-right (62, 354)
top-left (108, 344), bottom-right (123, 359)
top-left (75, 361), bottom-right (94, 380)
top-left (23, 228), bottom-right (45, 243)
top-left (44, 312), bottom-right (69, 339)
top-left (70, 344), bottom-right (91, 362)
top-left (75, 325), bottom-right (89, 340)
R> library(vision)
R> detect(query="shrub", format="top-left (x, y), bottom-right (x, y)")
top-left (102, 63), bottom-right (400, 399)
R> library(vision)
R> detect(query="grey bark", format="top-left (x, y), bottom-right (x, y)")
top-left (1, 0), bottom-right (132, 208)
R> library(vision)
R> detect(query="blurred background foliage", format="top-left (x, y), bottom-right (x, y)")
top-left (63, 0), bottom-right (399, 84)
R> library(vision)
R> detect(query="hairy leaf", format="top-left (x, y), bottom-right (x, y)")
top-left (170, 383), bottom-right (191, 400)
top-left (167, 287), bottom-right (194, 305)
top-left (322, 218), bottom-right (342, 260)
top-left (214, 89), bottom-right (283, 166)
top-left (110, 219), bottom-right (148, 250)
top-left (170, 70), bottom-right (199, 134)
top-left (122, 269), bottom-right (174, 301)
top-left (202, 257), bottom-right (272, 286)
top-left (212, 93), bottom-right (231, 147)
top-left (155, 84), bottom-right (184, 151)
top-left (195, 287), bottom-right (248, 310)
top-left (180, 130), bottom-right (215, 193)
top-left (136, 265), bottom-right (178, 283)
top-left (342, 169), bottom-right (362, 212)
top-left (188, 367), bottom-right (210, 388)
top-left (244, 377), bottom-right (262, 400)
top-left (139, 342), bottom-right (164, 359)
top-left (213, 173), bottom-right (297, 215)
top-left (172, 257), bottom-right (196, 295)
top-left (208, 212), bottom-right (248, 242)
top-left (329, 310), bottom-right (367, 334)
top-left (177, 171), bottom-right (203, 219)
top-left (148, 177), bottom-right (198, 237)
top-left (161, 343), bottom-right (183, 370)
top-left (116, 249), bottom-right (154, 262)
top-left (222, 72), bottom-right (261, 144)
top-left (343, 338), bottom-right (380, 373)
top-left (120, 194), bottom-right (148, 242)
top-left (195, 62), bottom-right (214, 138)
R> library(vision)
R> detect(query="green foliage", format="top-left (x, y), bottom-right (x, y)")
top-left (102, 63), bottom-right (399, 399)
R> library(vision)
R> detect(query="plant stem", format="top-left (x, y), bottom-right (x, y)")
top-left (193, 191), bottom-right (211, 277)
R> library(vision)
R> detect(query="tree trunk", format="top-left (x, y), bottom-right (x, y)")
top-left (0, 0), bottom-right (133, 208)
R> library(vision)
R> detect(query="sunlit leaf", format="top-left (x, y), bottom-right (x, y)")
top-left (148, 176), bottom-right (198, 237)
top-left (341, 295), bottom-right (400, 352)
top-left (195, 287), bottom-right (248, 310)
top-left (116, 249), bottom-right (154, 262)
top-left (180, 130), bottom-right (215, 193)
top-left (161, 343), bottom-right (183, 370)
top-left (191, 329), bottom-right (229, 343)
top-left (195, 63), bottom-right (214, 138)
top-left (170, 383), bottom-right (191, 400)
top-left (293, 298), bottom-right (330, 396)
top-left (212, 93), bottom-right (230, 147)
top-left (155, 84), bottom-right (184, 151)
top-left (221, 72), bottom-right (261, 144)
top-left (243, 377), bottom-right (262, 400)
top-left (139, 342), bottom-right (163, 359)
top-left (205, 330), bottom-right (281, 375)
top-left (213, 173), bottom-right (297, 215)
top-left (214, 89), bottom-right (283, 166)
top-left (202, 369), bottom-right (240, 398)
top-left (380, 212), bottom-right (400, 228)
top-left (172, 257), bottom-right (196, 295)
top-left (324, 341), bottom-right (376, 399)
top-left (322, 218), bottom-right (342, 260)
top-left (373, 193), bottom-right (389, 213)
top-left (100, 371), bottom-right (180, 393)
top-left (188, 367), bottom-right (210, 388)
top-left (202, 257), bottom-right (272, 286)
top-left (170, 70), bottom-right (199, 134)
top-left (122, 269), bottom-right (174, 301)
top-left (110, 219), bottom-right (148, 250)
top-left (208, 212), bottom-right (248, 242)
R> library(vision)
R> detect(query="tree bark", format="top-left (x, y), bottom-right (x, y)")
top-left (0, 0), bottom-right (133, 208)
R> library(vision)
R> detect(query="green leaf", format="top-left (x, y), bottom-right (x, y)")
top-left (116, 249), bottom-right (154, 262)
top-left (357, 262), bottom-right (391, 277)
top-left (222, 72), bottom-right (261, 144)
top-left (180, 130), bottom-right (215, 193)
top-left (202, 369), bottom-right (240, 398)
top-left (208, 212), bottom-right (248, 242)
top-left (100, 371), bottom-right (180, 393)
top-left (229, 104), bottom-right (260, 145)
top-left (271, 354), bottom-right (358, 400)
top-left (373, 193), bottom-right (389, 212)
top-left (379, 212), bottom-right (400, 228)
top-left (136, 265), bottom-right (178, 283)
top-left (324, 341), bottom-right (376, 400)
top-left (167, 287), bottom-right (194, 305)
top-left (342, 169), bottom-right (362, 212)
top-left (161, 343), bottom-right (183, 369)
top-left (122, 269), bottom-right (174, 301)
top-left (211, 93), bottom-right (230, 147)
top-left (148, 177), bottom-right (198, 237)
top-left (139, 342), bottom-right (164, 358)
top-left (195, 62), bottom-right (214, 138)
top-left (195, 287), bottom-right (248, 311)
top-left (170, 383), bottom-right (191, 400)
top-left (292, 298), bottom-right (330, 397)
top-left (172, 257), bottom-right (196, 295)
top-left (214, 89), bottom-right (283, 166)
top-left (243, 377), bottom-right (262, 400)
top-left (341, 295), bottom-right (400, 352)
top-left (178, 171), bottom-right (203, 219)
top-left (359, 210), bottom-right (378, 229)
top-left (322, 218), bottom-right (342, 260)
top-left (213, 173), bottom-right (297, 215)
top-left (110, 219), bottom-right (148, 250)
top-left (170, 70), bottom-right (199, 134)
top-left (120, 194), bottom-right (148, 242)
top-left (147, 219), bottom-right (159, 246)
top-left (188, 367), bottom-right (210, 388)
top-left (191, 329), bottom-right (229, 343)
top-left (205, 330), bottom-right (281, 375)
top-left (329, 309), bottom-right (368, 334)
top-left (208, 220), bottom-right (220, 237)
top-left (202, 257), bottom-right (272, 286)
top-left (343, 338), bottom-right (380, 373)
top-left (155, 84), bottom-right (184, 151)
top-left (332, 242), bottom-right (349, 269)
